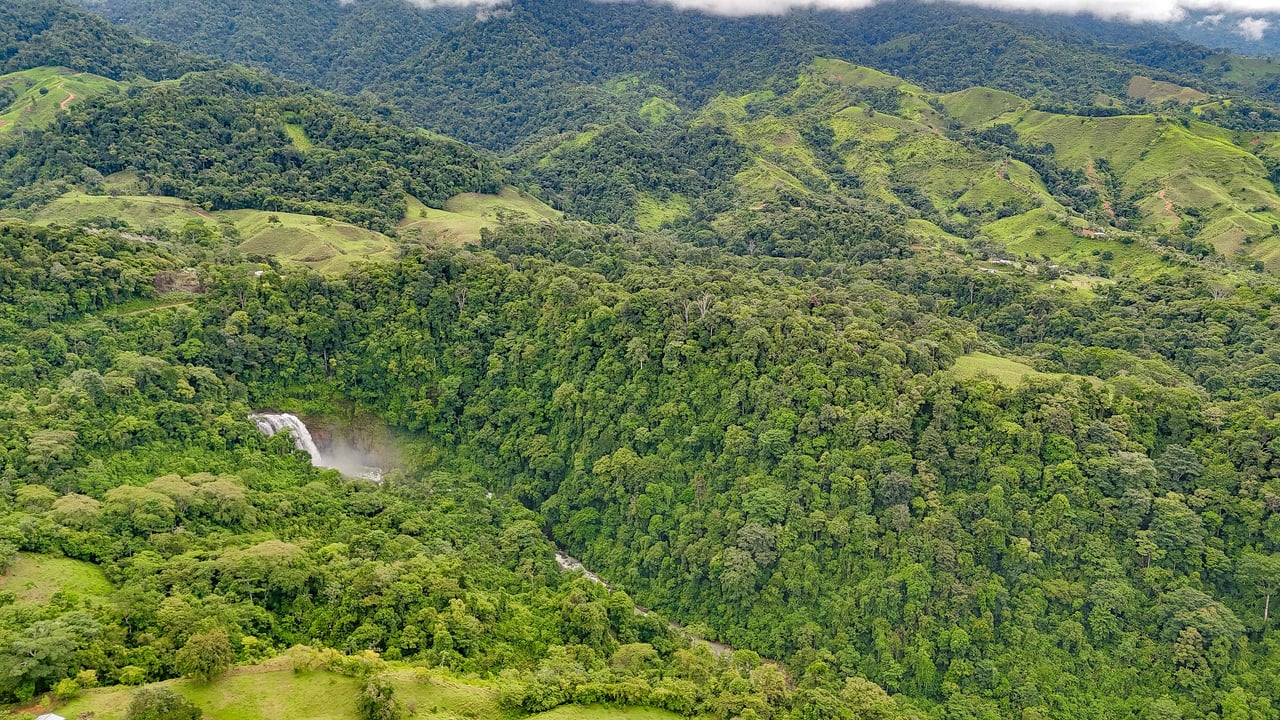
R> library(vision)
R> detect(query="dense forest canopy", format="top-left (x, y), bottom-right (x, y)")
top-left (2, 1), bottom-right (1280, 720)
top-left (80, 0), bottom-right (1230, 150)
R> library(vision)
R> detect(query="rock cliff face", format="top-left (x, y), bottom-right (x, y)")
top-left (300, 411), bottom-right (403, 478)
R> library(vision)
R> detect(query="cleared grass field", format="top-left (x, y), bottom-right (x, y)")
top-left (952, 352), bottom-right (1047, 385)
top-left (1125, 76), bottom-right (1208, 105)
top-left (24, 192), bottom-right (395, 275)
top-left (31, 192), bottom-right (214, 232)
top-left (228, 210), bottom-right (394, 275)
top-left (54, 661), bottom-right (685, 720)
top-left (399, 186), bottom-right (561, 245)
top-left (0, 553), bottom-right (112, 604)
top-left (939, 86), bottom-right (1028, 126)
top-left (952, 352), bottom-right (1105, 388)
top-left (0, 67), bottom-right (121, 133)
top-left (635, 192), bottom-right (690, 230)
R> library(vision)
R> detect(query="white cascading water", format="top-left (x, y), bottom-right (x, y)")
top-left (249, 413), bottom-right (324, 466)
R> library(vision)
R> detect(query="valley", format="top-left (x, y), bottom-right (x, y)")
top-left (1, 2), bottom-right (1280, 720)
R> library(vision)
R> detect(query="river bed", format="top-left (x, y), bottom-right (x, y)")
top-left (554, 549), bottom-right (735, 658)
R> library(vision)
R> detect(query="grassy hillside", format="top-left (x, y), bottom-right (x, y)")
top-left (0, 67), bottom-right (121, 133)
top-left (52, 653), bottom-right (686, 720)
top-left (1126, 75), bottom-right (1208, 105)
top-left (26, 191), bottom-right (395, 275)
top-left (398, 187), bottom-right (562, 246)
top-left (0, 553), bottom-right (112, 604)
top-left (21, 183), bottom-right (564, 271)
top-left (526, 57), bottom-right (1280, 280)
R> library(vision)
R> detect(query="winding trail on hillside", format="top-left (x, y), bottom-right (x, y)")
top-left (59, 89), bottom-right (76, 111)
top-left (1158, 187), bottom-right (1181, 224)
top-left (1084, 160), bottom-right (1117, 222)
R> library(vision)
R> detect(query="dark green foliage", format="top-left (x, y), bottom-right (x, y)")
top-left (88, 0), bottom-right (1227, 151)
top-left (162, 219), bottom-right (1280, 719)
top-left (0, 67), bottom-right (504, 231)
top-left (959, 124), bottom-right (1097, 215)
top-left (357, 675), bottom-right (406, 720)
top-left (174, 629), bottom-right (235, 682)
top-left (515, 123), bottom-right (747, 225)
top-left (4, 4), bottom-right (1280, 720)
top-left (91, 0), bottom-right (468, 94)
top-left (0, 223), bottom-right (858, 719)
top-left (126, 687), bottom-right (202, 720)
top-left (1, 0), bottom-right (216, 80)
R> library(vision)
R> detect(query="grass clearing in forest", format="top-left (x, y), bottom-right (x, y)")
top-left (22, 191), bottom-right (396, 275)
top-left (0, 67), bottom-right (120, 133)
top-left (54, 661), bottom-right (685, 720)
top-left (399, 186), bottom-right (561, 245)
top-left (635, 192), bottom-right (690, 230)
top-left (0, 553), bottom-right (112, 604)
top-left (56, 670), bottom-right (360, 720)
top-left (952, 352), bottom-right (1049, 385)
top-left (227, 210), bottom-right (394, 275)
top-left (283, 122), bottom-right (314, 150)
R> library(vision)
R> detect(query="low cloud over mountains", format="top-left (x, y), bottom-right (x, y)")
top-left (389, 0), bottom-right (1280, 24)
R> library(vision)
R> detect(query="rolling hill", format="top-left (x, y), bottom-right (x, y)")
top-left (86, 0), bottom-right (1231, 150)
top-left (6, 4), bottom-right (1280, 720)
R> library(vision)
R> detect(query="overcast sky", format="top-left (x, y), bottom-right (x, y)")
top-left (578, 1), bottom-right (1280, 21)
top-left (393, 0), bottom-right (1280, 37)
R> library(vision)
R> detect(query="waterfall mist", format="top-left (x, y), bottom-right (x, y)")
top-left (249, 412), bottom-right (391, 481)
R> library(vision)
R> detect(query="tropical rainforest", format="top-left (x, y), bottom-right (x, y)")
top-left (1, 1), bottom-right (1280, 720)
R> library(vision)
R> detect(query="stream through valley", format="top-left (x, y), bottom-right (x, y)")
top-left (251, 412), bottom-right (737, 658)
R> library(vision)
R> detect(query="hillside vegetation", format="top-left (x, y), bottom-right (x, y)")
top-left (0, 67), bottom-right (121, 134)
top-left (3, 3), bottom-right (1280, 720)
top-left (519, 58), bottom-right (1280, 279)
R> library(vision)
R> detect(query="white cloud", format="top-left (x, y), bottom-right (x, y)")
top-left (1200, 12), bottom-right (1226, 23)
top-left (1237, 15), bottom-right (1273, 38)
top-left (374, 0), bottom-right (1280, 22)
top-left (351, 0), bottom-right (1280, 24)
top-left (597, 1), bottom-right (1280, 21)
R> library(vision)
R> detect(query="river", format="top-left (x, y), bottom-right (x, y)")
top-left (555, 550), bottom-right (735, 658)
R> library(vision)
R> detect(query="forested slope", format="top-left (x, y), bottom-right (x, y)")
top-left (2, 0), bottom-right (216, 80)
top-left (0, 66), bottom-right (504, 231)
top-left (0, 3), bottom-right (1279, 720)
top-left (164, 218), bottom-right (1280, 720)
top-left (87, 0), bottom-right (1223, 150)
top-left (82, 0), bottom-right (468, 94)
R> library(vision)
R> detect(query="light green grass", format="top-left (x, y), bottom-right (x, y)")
top-left (0, 67), bottom-right (121, 133)
top-left (635, 193), bottom-right (690, 231)
top-left (638, 98), bottom-right (680, 126)
top-left (57, 668), bottom-right (360, 720)
top-left (57, 662), bottom-right (682, 720)
top-left (939, 86), bottom-right (1029, 126)
top-left (985, 208), bottom-right (1166, 276)
top-left (952, 352), bottom-right (1049, 385)
top-left (283, 122), bottom-right (314, 151)
top-left (812, 58), bottom-right (902, 89)
top-left (25, 192), bottom-right (395, 275)
top-left (227, 210), bottom-right (394, 275)
top-left (399, 186), bottom-right (561, 245)
top-left (1125, 76), bottom-right (1208, 105)
top-left (0, 553), bottom-right (112, 604)
top-left (31, 192), bottom-right (214, 232)
top-left (953, 352), bottom-right (1108, 388)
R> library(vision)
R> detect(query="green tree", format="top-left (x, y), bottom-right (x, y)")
top-left (1237, 552), bottom-right (1280, 622)
top-left (357, 674), bottom-right (406, 720)
top-left (174, 629), bottom-right (235, 683)
top-left (126, 687), bottom-right (202, 720)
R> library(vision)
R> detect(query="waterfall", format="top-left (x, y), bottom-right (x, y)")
top-left (249, 413), bottom-right (324, 466)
